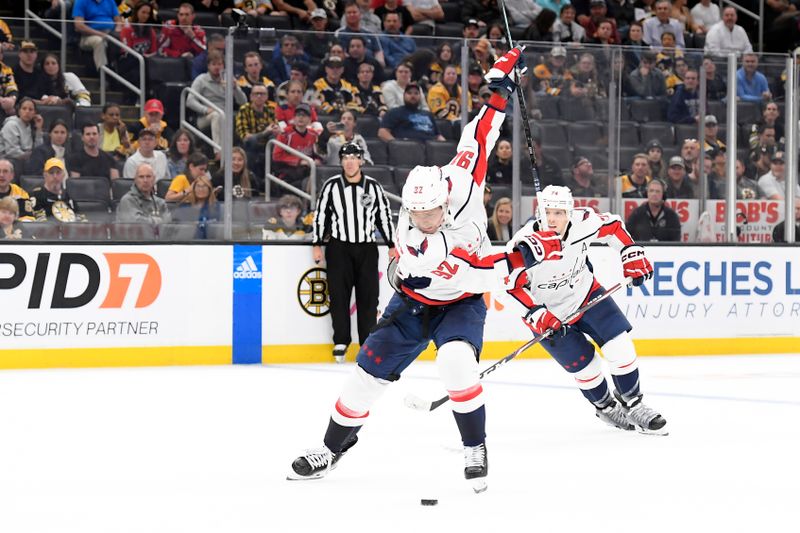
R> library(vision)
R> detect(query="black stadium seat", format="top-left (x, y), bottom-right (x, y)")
top-left (112, 178), bottom-right (135, 203)
top-left (425, 140), bottom-right (457, 166)
top-left (362, 165), bottom-right (395, 190)
top-left (356, 114), bottom-right (380, 138)
top-left (534, 120), bottom-right (567, 147)
top-left (74, 106), bottom-right (104, 129)
top-left (160, 223), bottom-right (199, 241)
top-left (575, 145), bottom-right (609, 170)
top-left (66, 176), bottom-right (111, 204)
top-left (618, 121), bottom-right (640, 147)
top-left (21, 176), bottom-right (44, 191)
top-left (146, 56), bottom-right (190, 88)
top-left (37, 105), bottom-right (73, 131)
top-left (387, 140), bottom-right (425, 167)
top-left (365, 139), bottom-right (387, 165)
top-left (639, 122), bottom-right (675, 147)
top-left (567, 122), bottom-right (603, 146)
top-left (629, 99), bottom-right (666, 123)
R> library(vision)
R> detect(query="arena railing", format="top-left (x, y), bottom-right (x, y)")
top-left (99, 33), bottom-right (146, 111)
top-left (264, 138), bottom-right (317, 208)
top-left (23, 0), bottom-right (66, 68)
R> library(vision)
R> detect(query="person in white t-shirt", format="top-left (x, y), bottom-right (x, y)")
top-left (690, 0), bottom-right (721, 33)
top-left (123, 130), bottom-right (169, 182)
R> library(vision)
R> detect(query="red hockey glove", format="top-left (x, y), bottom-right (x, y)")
top-left (621, 245), bottom-right (653, 287)
top-left (485, 46), bottom-right (527, 96)
top-left (515, 230), bottom-right (563, 268)
top-left (523, 306), bottom-right (567, 337)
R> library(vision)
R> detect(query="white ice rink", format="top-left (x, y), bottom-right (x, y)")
top-left (0, 354), bottom-right (798, 533)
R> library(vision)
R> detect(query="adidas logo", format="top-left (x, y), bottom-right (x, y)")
top-left (233, 255), bottom-right (262, 279)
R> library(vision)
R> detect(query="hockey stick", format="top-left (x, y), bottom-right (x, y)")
top-left (498, 0), bottom-right (542, 194)
top-left (403, 279), bottom-right (632, 412)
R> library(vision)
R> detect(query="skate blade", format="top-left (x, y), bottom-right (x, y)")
top-left (635, 425), bottom-right (669, 436)
top-left (470, 478), bottom-right (488, 494)
top-left (286, 469), bottom-right (329, 481)
top-left (334, 356), bottom-right (345, 364)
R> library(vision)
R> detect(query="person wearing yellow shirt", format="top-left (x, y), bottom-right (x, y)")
top-left (427, 64), bottom-right (464, 120)
top-left (166, 152), bottom-right (211, 203)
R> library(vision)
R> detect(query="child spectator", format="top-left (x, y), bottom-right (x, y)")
top-left (272, 103), bottom-right (320, 188)
top-left (0, 195), bottom-right (23, 239)
top-left (262, 193), bottom-right (313, 240)
top-left (128, 99), bottom-right (175, 152)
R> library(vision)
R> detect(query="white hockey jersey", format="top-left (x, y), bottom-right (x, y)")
top-left (506, 208), bottom-right (636, 320)
top-left (394, 95), bottom-right (513, 305)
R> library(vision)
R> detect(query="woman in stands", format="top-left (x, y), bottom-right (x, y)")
top-left (178, 175), bottom-right (221, 239)
top-left (26, 119), bottom-right (71, 176)
top-left (486, 23), bottom-right (508, 54)
top-left (119, 1), bottom-right (158, 99)
top-left (212, 147), bottom-right (256, 199)
top-left (38, 54), bottom-right (92, 107)
top-left (427, 64), bottom-right (464, 121)
top-left (98, 103), bottom-right (133, 162)
top-left (326, 110), bottom-right (373, 166)
top-left (0, 97), bottom-right (43, 164)
top-left (428, 42), bottom-right (459, 85)
top-left (166, 129), bottom-right (196, 180)
top-left (487, 139), bottom-right (513, 185)
top-left (486, 196), bottom-right (513, 242)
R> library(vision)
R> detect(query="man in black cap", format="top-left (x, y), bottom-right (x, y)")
top-left (302, 9), bottom-right (335, 61)
top-left (665, 155), bottom-right (695, 198)
top-left (378, 83), bottom-right (445, 142)
top-left (312, 56), bottom-right (363, 114)
top-left (566, 156), bottom-right (607, 197)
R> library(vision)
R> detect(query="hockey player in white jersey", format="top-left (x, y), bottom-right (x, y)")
top-left (506, 185), bottom-right (668, 435)
top-left (287, 47), bottom-right (554, 492)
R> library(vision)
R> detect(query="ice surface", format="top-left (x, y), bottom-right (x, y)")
top-left (0, 354), bottom-right (797, 533)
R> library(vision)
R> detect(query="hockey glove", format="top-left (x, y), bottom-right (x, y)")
top-left (485, 47), bottom-right (527, 97)
top-left (523, 306), bottom-right (568, 337)
top-left (621, 245), bottom-right (653, 287)
top-left (515, 230), bottom-right (563, 268)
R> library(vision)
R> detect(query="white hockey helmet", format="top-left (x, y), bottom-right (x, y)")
top-left (402, 166), bottom-right (449, 212)
top-left (537, 185), bottom-right (574, 224)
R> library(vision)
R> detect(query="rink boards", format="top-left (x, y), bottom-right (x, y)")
top-left (0, 243), bottom-right (798, 369)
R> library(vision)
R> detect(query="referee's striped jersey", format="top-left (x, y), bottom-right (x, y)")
top-left (313, 173), bottom-right (395, 246)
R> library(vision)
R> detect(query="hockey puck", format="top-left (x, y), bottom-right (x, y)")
top-left (420, 499), bottom-right (438, 506)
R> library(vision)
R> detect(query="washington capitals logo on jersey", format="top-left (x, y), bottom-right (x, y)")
top-left (406, 237), bottom-right (429, 257)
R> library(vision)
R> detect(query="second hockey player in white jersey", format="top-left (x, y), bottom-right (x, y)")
top-left (506, 185), bottom-right (669, 435)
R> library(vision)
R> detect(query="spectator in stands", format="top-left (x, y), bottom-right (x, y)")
top-left (463, 0), bottom-right (500, 26)
top-left (277, 80), bottom-right (322, 133)
top-left (119, 1), bottom-right (158, 93)
top-left (749, 101), bottom-right (784, 149)
top-left (533, 136), bottom-right (564, 188)
top-left (312, 56), bottom-right (363, 114)
top-left (468, 66), bottom-right (489, 109)
top-left (703, 114), bottom-right (726, 153)
top-left (375, 0), bottom-right (414, 32)
top-left (628, 51), bottom-right (666, 99)
top-left (312, 43), bottom-right (347, 81)
top-left (645, 139), bottom-right (665, 178)
top-left (691, 0), bottom-right (721, 34)
top-left (326, 110), bottom-right (373, 165)
top-left (303, 9), bottom-right (336, 61)
top-left (262, 193), bottom-right (313, 240)
top-left (566, 156), bottom-right (607, 197)
top-left (117, 162), bottom-right (172, 224)
top-left (166, 151), bottom-right (210, 201)
top-left (737, 53), bottom-right (772, 103)
top-left (487, 139), bottom-right (512, 185)
top-left (758, 151), bottom-right (800, 199)
top-left (336, 1), bottom-right (385, 66)
top-left (680, 137), bottom-right (701, 171)
top-left (383, 61), bottom-right (429, 110)
top-left (621, 153), bottom-right (652, 197)
top-left (429, 43), bottom-right (459, 85)
top-left (354, 63), bottom-right (388, 117)
top-left (234, 0), bottom-right (276, 20)
top-left (267, 34), bottom-right (309, 85)
top-left (38, 53), bottom-right (91, 107)
top-left (582, 0), bottom-right (621, 44)
top-left (378, 83), bottom-right (444, 142)
top-left (158, 3), bottom-right (207, 59)
top-left (609, 0), bottom-right (637, 32)
top-left (72, 0), bottom-right (121, 71)
top-left (236, 82), bottom-right (280, 176)
top-left (486, 25), bottom-right (508, 56)
top-left (276, 61), bottom-right (314, 106)
top-left (670, 0), bottom-right (698, 33)
top-left (0, 97), bottom-right (43, 163)
top-left (642, 0), bottom-right (684, 49)
top-left (0, 18), bottom-right (14, 51)
top-left (505, 0), bottom-right (542, 28)
top-left (272, 103), bottom-right (320, 187)
top-left (176, 174), bottom-right (220, 238)
top-left (187, 51), bottom-right (246, 160)
top-left (12, 41), bottom-right (45, 101)
top-left (554, 4), bottom-right (585, 43)
top-left (667, 68), bottom-right (699, 123)
top-left (379, 12), bottom-right (416, 68)
top-left (704, 6), bottom-right (753, 55)
top-left (27, 119), bottom-right (71, 176)
top-left (568, 52), bottom-right (606, 99)
top-left (272, 0), bottom-right (318, 29)
top-left (487, 197), bottom-right (512, 241)
top-left (662, 53), bottom-right (687, 95)
top-left (702, 56), bottom-right (727, 100)
top-left (427, 64), bottom-right (463, 120)
top-left (68, 123), bottom-right (120, 179)
top-left (736, 158), bottom-right (759, 199)
top-left (0, 158), bottom-right (36, 220)
top-left (193, 0), bottom-right (233, 16)
top-left (167, 129), bottom-right (196, 180)
top-left (0, 46), bottom-right (17, 118)
top-left (123, 129), bottom-right (170, 182)
top-left (97, 103), bottom-right (132, 162)
top-left (622, 21), bottom-right (646, 69)
top-left (585, 17), bottom-right (618, 46)
top-left (344, 36), bottom-right (386, 85)
top-left (523, 8), bottom-right (557, 42)
top-left (665, 155), bottom-right (695, 198)
top-left (625, 178), bottom-right (681, 241)
top-left (129, 99), bottom-right (175, 152)
top-left (342, 0), bottom-right (382, 33)
top-left (212, 147), bottom-right (256, 198)
top-left (191, 33), bottom-right (225, 80)
top-left (30, 158), bottom-right (83, 222)
top-left (0, 196), bottom-right (24, 240)
top-left (772, 198), bottom-right (800, 243)
top-left (404, 0), bottom-right (444, 32)
top-left (751, 144), bottom-right (774, 178)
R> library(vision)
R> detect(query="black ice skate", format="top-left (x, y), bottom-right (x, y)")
top-left (464, 443), bottom-right (488, 494)
top-left (286, 446), bottom-right (346, 480)
top-left (333, 344), bottom-right (347, 364)
top-left (614, 391), bottom-right (668, 436)
top-left (595, 400), bottom-right (634, 431)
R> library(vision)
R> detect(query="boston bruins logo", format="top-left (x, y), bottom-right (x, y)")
top-left (52, 200), bottom-right (76, 222)
top-left (297, 267), bottom-right (330, 317)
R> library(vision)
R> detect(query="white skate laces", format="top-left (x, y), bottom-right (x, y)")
top-left (596, 401), bottom-right (634, 431)
top-left (287, 446), bottom-right (334, 480)
top-left (464, 443), bottom-right (488, 494)
top-left (615, 392), bottom-right (669, 436)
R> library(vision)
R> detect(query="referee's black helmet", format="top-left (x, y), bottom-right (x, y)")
top-left (339, 142), bottom-right (364, 160)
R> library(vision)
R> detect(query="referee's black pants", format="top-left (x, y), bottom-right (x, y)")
top-left (325, 239), bottom-right (379, 347)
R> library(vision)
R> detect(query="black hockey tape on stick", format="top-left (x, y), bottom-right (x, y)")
top-left (403, 278), bottom-right (633, 412)
top-left (498, 0), bottom-right (542, 194)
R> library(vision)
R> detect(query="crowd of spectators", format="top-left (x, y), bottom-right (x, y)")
top-left (0, 0), bottom-right (797, 242)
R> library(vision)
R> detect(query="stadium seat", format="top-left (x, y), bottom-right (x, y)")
top-left (159, 222), bottom-right (199, 241)
top-left (21, 222), bottom-right (60, 240)
top-left (66, 176), bottom-right (112, 204)
top-left (362, 165), bottom-right (396, 192)
top-left (435, 119), bottom-right (454, 141)
top-left (206, 222), bottom-right (250, 240)
top-left (534, 120), bottom-right (567, 147)
top-left (618, 121), bottom-right (640, 147)
top-left (544, 146), bottom-right (572, 169)
top-left (737, 101), bottom-right (762, 125)
top-left (393, 167), bottom-right (414, 187)
top-left (639, 122), bottom-right (675, 147)
top-left (60, 222), bottom-right (109, 241)
top-left (673, 124), bottom-right (699, 146)
top-left (248, 201), bottom-right (279, 222)
top-left (357, 114), bottom-right (380, 138)
top-left (154, 82), bottom-right (189, 129)
top-left (617, 146), bottom-right (641, 171)
top-left (567, 122), bottom-right (604, 147)
top-left (21, 176), bottom-right (44, 191)
top-left (558, 97), bottom-right (597, 122)
top-left (146, 56), bottom-right (191, 88)
top-left (194, 11), bottom-right (222, 30)
top-left (629, 99), bottom-right (666, 123)
top-left (441, 1), bottom-right (461, 22)
top-left (74, 106), bottom-right (104, 129)
top-left (38, 105), bottom-right (74, 131)
top-left (425, 140), bottom-right (457, 166)
top-left (574, 145), bottom-right (608, 170)
top-left (365, 139), bottom-right (388, 165)
top-left (112, 178), bottom-right (135, 203)
top-left (707, 101), bottom-right (727, 122)
top-left (387, 140), bottom-right (425, 167)
top-left (537, 96), bottom-right (560, 120)
top-left (109, 222), bottom-right (157, 240)
top-left (255, 15), bottom-right (292, 30)
top-left (435, 22), bottom-right (464, 38)
top-left (157, 180), bottom-right (171, 198)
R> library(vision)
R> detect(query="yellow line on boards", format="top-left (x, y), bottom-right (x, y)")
top-left (0, 346), bottom-right (232, 369)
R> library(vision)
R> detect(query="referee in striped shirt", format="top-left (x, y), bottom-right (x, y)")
top-left (312, 143), bottom-right (397, 363)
